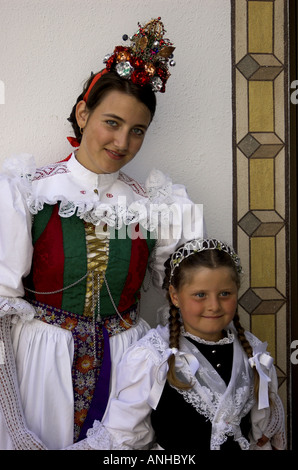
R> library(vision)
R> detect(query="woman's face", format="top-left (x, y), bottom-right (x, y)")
top-left (169, 266), bottom-right (238, 342)
top-left (75, 90), bottom-right (151, 174)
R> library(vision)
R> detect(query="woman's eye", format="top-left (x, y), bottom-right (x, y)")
top-left (131, 127), bottom-right (144, 136)
top-left (106, 120), bottom-right (118, 127)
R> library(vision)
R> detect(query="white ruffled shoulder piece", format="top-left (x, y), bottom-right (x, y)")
top-left (1, 153), bottom-right (36, 179)
top-left (144, 168), bottom-right (174, 204)
top-left (1, 153), bottom-right (36, 195)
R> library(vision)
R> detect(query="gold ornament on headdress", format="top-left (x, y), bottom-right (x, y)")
top-left (103, 17), bottom-right (176, 92)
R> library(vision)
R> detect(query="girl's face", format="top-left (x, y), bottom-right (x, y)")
top-left (169, 266), bottom-right (238, 342)
top-left (75, 90), bottom-right (151, 174)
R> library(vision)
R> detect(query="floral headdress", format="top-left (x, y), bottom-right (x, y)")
top-left (170, 238), bottom-right (243, 281)
top-left (83, 17), bottom-right (175, 102)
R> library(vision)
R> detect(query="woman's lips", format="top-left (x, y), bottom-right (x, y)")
top-left (105, 149), bottom-right (126, 160)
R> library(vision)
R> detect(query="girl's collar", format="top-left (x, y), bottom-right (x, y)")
top-left (181, 327), bottom-right (234, 346)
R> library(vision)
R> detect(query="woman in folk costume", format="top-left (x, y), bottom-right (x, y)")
top-left (66, 239), bottom-right (286, 451)
top-left (0, 18), bottom-right (204, 450)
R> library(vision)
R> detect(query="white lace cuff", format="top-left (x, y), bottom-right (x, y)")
top-left (66, 420), bottom-right (131, 450)
top-left (0, 297), bottom-right (36, 323)
top-left (87, 420), bottom-right (131, 450)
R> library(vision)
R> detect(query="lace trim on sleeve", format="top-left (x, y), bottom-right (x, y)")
top-left (264, 394), bottom-right (287, 449)
top-left (88, 420), bottom-right (132, 450)
top-left (0, 316), bottom-right (47, 449)
top-left (65, 420), bottom-right (131, 450)
top-left (0, 297), bottom-right (36, 323)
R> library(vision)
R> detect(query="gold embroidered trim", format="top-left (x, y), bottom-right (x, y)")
top-left (83, 223), bottom-right (110, 317)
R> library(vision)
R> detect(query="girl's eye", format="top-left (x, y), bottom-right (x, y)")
top-left (195, 292), bottom-right (206, 298)
top-left (220, 291), bottom-right (230, 297)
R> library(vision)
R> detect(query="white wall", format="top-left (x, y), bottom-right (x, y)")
top-left (0, 0), bottom-right (232, 325)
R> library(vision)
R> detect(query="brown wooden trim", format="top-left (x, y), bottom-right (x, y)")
top-left (289, 0), bottom-right (298, 450)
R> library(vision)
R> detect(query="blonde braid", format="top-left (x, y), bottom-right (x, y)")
top-left (167, 303), bottom-right (192, 390)
top-left (233, 312), bottom-right (259, 398)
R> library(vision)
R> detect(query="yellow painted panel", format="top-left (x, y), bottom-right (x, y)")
top-left (251, 314), bottom-right (275, 359)
top-left (249, 82), bottom-right (274, 132)
top-left (250, 159), bottom-right (274, 210)
top-left (251, 237), bottom-right (275, 287)
top-left (248, 1), bottom-right (273, 53)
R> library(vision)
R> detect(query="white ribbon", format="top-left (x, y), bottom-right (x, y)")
top-left (248, 342), bottom-right (274, 410)
top-left (147, 347), bottom-right (199, 409)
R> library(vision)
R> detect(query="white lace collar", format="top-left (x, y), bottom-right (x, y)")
top-left (2, 153), bottom-right (177, 232)
top-left (181, 327), bottom-right (234, 346)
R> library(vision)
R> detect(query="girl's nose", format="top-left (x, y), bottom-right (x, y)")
top-left (207, 295), bottom-right (221, 312)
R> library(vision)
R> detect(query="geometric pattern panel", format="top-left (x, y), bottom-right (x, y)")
top-left (232, 0), bottom-right (289, 444)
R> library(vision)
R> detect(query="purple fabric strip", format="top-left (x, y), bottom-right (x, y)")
top-left (78, 325), bottom-right (111, 440)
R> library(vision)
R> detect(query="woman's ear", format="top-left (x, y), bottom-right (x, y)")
top-left (75, 100), bottom-right (89, 129)
top-left (169, 285), bottom-right (179, 308)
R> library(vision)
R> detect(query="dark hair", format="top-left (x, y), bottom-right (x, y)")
top-left (68, 70), bottom-right (157, 143)
top-left (163, 248), bottom-right (259, 394)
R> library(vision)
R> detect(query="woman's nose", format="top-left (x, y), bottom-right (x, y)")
top-left (114, 129), bottom-right (129, 151)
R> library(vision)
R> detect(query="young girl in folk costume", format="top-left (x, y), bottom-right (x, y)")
top-left (0, 19), bottom-right (204, 449)
top-left (66, 238), bottom-right (286, 451)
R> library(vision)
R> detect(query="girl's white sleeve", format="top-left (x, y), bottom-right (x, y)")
top-left (66, 344), bottom-right (159, 450)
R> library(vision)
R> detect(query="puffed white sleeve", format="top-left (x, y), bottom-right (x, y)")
top-left (66, 343), bottom-right (161, 450)
top-left (0, 158), bottom-right (46, 449)
top-left (144, 169), bottom-right (205, 289)
top-left (0, 155), bottom-right (36, 320)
